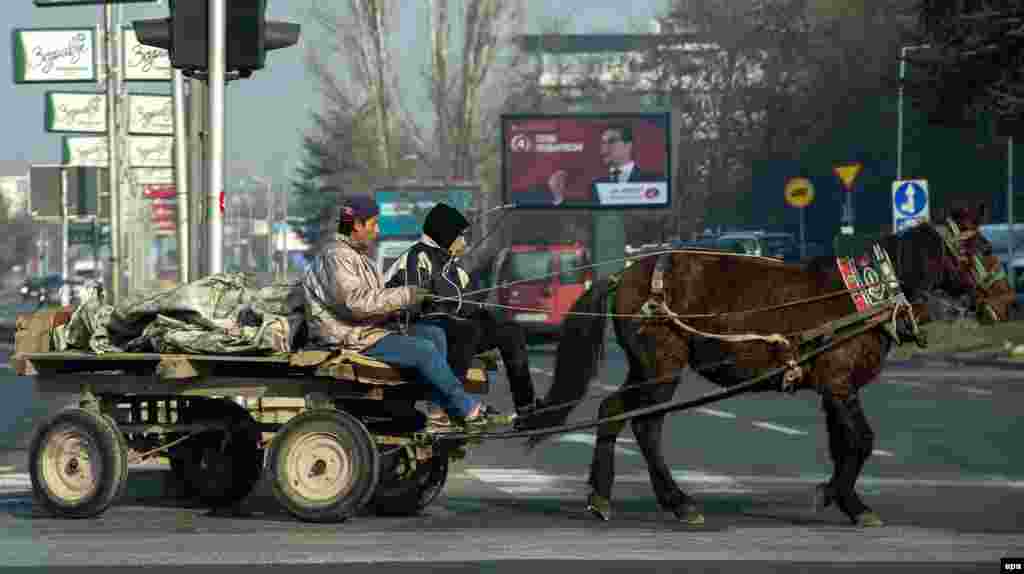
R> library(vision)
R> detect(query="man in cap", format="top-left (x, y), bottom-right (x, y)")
top-left (302, 195), bottom-right (505, 427)
top-left (385, 203), bottom-right (542, 426)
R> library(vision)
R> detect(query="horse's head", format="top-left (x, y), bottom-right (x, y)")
top-left (945, 205), bottom-right (1015, 324)
top-left (881, 216), bottom-right (1011, 325)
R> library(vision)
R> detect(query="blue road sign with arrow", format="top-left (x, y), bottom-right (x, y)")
top-left (892, 179), bottom-right (929, 233)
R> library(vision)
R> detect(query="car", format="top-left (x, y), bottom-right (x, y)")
top-left (20, 274), bottom-right (64, 305)
top-left (714, 232), bottom-right (800, 261)
top-left (978, 224), bottom-right (1024, 305)
top-left (493, 242), bottom-right (591, 341)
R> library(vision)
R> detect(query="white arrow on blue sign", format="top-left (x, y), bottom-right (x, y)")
top-left (892, 179), bottom-right (930, 233)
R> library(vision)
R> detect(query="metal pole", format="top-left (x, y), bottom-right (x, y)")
top-left (188, 79), bottom-right (206, 280)
top-left (105, 4), bottom-right (122, 304)
top-left (897, 46), bottom-right (906, 181)
top-left (281, 190), bottom-right (288, 281)
top-left (173, 70), bottom-right (190, 284)
top-left (207, 0), bottom-right (226, 276)
top-left (799, 207), bottom-right (806, 260)
top-left (267, 179), bottom-right (274, 276)
top-left (1010, 136), bottom-right (1016, 291)
top-left (60, 168), bottom-right (70, 306)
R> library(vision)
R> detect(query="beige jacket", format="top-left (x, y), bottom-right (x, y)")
top-left (302, 234), bottom-right (416, 351)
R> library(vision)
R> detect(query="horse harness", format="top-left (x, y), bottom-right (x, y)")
top-left (634, 244), bottom-right (927, 395)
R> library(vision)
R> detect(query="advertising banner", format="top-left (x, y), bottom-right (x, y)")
top-left (121, 26), bottom-right (171, 81)
top-left (45, 92), bottom-right (106, 133)
top-left (375, 185), bottom-right (476, 238)
top-left (501, 112), bottom-right (671, 209)
top-left (13, 28), bottom-right (96, 83)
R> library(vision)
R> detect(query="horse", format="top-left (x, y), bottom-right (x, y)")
top-left (519, 221), bottom-right (1009, 528)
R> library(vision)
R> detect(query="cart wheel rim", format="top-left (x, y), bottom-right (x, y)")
top-left (287, 432), bottom-right (353, 503)
top-left (40, 425), bottom-right (102, 504)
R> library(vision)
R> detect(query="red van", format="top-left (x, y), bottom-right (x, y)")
top-left (492, 242), bottom-right (591, 341)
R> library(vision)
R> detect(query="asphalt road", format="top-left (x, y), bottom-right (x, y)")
top-left (0, 343), bottom-right (1022, 572)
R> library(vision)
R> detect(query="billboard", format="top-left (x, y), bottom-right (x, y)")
top-left (501, 112), bottom-right (672, 209)
top-left (374, 185), bottom-right (477, 238)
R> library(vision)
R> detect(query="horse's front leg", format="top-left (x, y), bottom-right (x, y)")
top-left (818, 391), bottom-right (883, 527)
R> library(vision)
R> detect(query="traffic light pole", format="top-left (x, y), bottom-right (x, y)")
top-left (207, 0), bottom-right (226, 276)
top-left (173, 70), bottom-right (191, 284)
top-left (104, 4), bottom-right (122, 304)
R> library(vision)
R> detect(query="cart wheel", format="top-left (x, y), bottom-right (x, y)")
top-left (29, 408), bottom-right (127, 518)
top-left (268, 409), bottom-right (379, 523)
top-left (180, 399), bottom-right (262, 510)
top-left (369, 449), bottom-right (449, 516)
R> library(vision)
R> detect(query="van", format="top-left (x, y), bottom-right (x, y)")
top-left (493, 242), bottom-right (591, 340)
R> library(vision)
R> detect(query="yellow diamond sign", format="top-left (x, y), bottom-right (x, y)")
top-left (834, 163), bottom-right (862, 192)
top-left (784, 177), bottom-right (814, 208)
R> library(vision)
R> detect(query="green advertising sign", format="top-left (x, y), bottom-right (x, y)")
top-left (34, 0), bottom-right (156, 6)
top-left (12, 28), bottom-right (96, 83)
top-left (68, 221), bottom-right (110, 246)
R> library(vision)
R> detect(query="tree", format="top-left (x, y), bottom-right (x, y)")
top-left (911, 1), bottom-right (1024, 132)
top-left (293, 0), bottom-right (526, 244)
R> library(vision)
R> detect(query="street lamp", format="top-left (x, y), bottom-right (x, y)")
top-left (897, 43), bottom-right (931, 181)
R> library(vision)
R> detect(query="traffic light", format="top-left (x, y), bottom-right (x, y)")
top-left (133, 0), bottom-right (300, 78)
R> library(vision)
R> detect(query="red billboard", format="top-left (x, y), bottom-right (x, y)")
top-left (501, 112), bottom-right (672, 209)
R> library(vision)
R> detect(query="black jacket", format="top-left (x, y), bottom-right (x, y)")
top-left (384, 235), bottom-right (476, 319)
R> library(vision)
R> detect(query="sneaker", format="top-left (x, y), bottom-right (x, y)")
top-left (458, 403), bottom-right (514, 432)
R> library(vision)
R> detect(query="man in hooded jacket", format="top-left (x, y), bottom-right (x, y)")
top-left (303, 196), bottom-right (506, 427)
top-left (385, 203), bottom-right (541, 421)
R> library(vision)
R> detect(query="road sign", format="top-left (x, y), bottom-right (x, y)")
top-left (12, 28), bottom-right (97, 83)
top-left (784, 177), bottom-right (814, 208)
top-left (892, 179), bottom-right (930, 233)
top-left (834, 163), bottom-right (863, 192)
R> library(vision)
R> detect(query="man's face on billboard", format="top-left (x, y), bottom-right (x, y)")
top-left (600, 128), bottom-right (632, 168)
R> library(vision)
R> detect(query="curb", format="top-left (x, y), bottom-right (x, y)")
top-left (889, 353), bottom-right (1024, 371)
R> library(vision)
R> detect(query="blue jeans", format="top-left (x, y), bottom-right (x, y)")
top-left (362, 324), bottom-right (477, 418)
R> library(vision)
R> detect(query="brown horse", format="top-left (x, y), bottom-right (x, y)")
top-left (521, 222), bottom-right (1008, 528)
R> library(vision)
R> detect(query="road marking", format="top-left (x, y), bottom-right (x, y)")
top-left (751, 421), bottom-right (808, 436)
top-left (696, 407), bottom-right (737, 419)
top-left (887, 379), bottom-right (936, 390)
top-left (0, 474), bottom-right (31, 489)
top-left (872, 449), bottom-right (895, 457)
top-left (555, 432), bottom-right (639, 455)
top-left (957, 385), bottom-right (994, 396)
top-left (0, 466), bottom-right (15, 473)
top-left (529, 368), bottom-right (554, 377)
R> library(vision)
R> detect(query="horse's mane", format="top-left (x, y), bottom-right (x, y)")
top-left (801, 225), bottom-right (949, 301)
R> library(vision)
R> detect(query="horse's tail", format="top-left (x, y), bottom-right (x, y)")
top-left (523, 277), bottom-right (614, 450)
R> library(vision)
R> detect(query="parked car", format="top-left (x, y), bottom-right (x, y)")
top-left (712, 232), bottom-right (799, 261)
top-left (493, 242), bottom-right (591, 341)
top-left (20, 274), bottom-right (64, 305)
top-left (978, 224), bottom-right (1024, 304)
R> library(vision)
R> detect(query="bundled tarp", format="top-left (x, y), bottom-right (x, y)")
top-left (52, 273), bottom-right (305, 355)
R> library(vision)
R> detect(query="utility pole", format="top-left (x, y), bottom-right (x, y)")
top-left (207, 0), bottom-right (226, 276)
top-left (173, 70), bottom-right (190, 284)
top-left (103, 4), bottom-right (123, 304)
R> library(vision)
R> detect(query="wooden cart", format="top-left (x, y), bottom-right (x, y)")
top-left (11, 310), bottom-right (493, 523)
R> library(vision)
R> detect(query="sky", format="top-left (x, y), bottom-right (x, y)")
top-left (0, 0), bottom-right (666, 188)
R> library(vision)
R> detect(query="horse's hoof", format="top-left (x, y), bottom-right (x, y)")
top-left (672, 504), bottom-right (705, 526)
top-left (812, 483), bottom-right (833, 513)
top-left (855, 511), bottom-right (884, 528)
top-left (585, 493), bottom-right (611, 522)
